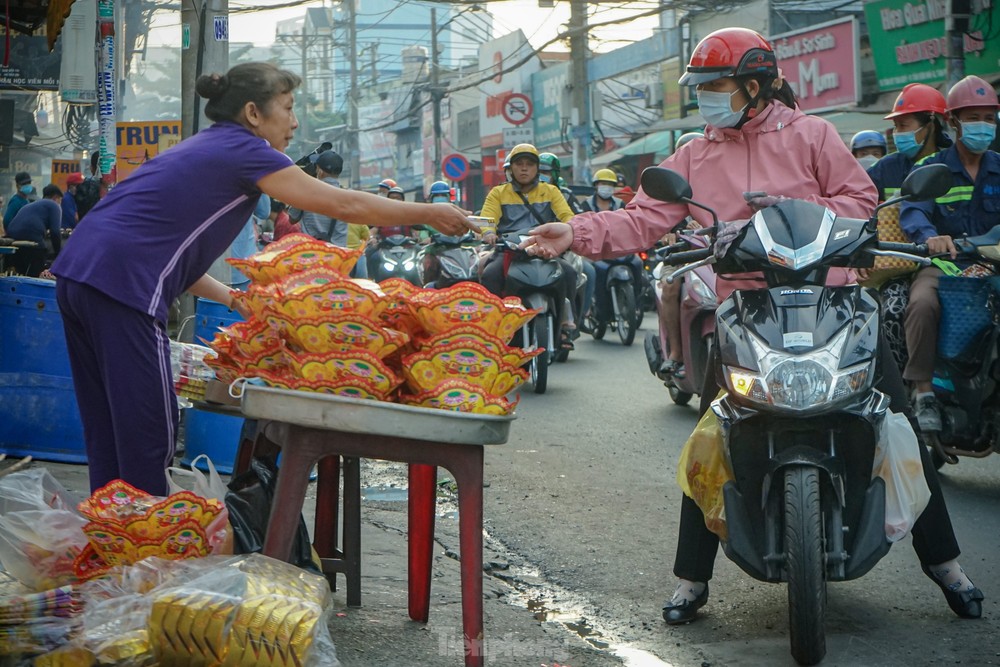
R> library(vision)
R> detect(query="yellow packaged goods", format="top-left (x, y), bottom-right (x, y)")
top-left (676, 402), bottom-right (733, 540)
top-left (860, 204), bottom-right (918, 288)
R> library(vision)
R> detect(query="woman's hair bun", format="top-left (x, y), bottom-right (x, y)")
top-left (195, 73), bottom-right (230, 100)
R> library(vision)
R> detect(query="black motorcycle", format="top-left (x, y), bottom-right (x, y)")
top-left (587, 255), bottom-right (642, 346)
top-left (418, 231), bottom-right (480, 288)
top-left (643, 163), bottom-right (950, 665)
top-left (500, 233), bottom-right (562, 394)
top-left (372, 234), bottom-right (421, 284)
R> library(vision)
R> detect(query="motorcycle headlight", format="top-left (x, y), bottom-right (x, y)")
top-left (403, 260), bottom-right (415, 271)
top-left (724, 327), bottom-right (875, 413)
top-left (383, 261), bottom-right (395, 271)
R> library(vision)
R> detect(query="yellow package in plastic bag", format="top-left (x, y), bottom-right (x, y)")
top-left (676, 403), bottom-right (733, 540)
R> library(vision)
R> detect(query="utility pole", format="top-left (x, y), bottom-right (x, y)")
top-left (569, 0), bottom-right (590, 185)
top-left (945, 0), bottom-right (970, 90)
top-left (180, 0), bottom-right (230, 319)
top-left (348, 1), bottom-right (360, 190)
top-left (431, 8), bottom-right (443, 181)
top-left (299, 21), bottom-right (310, 144)
top-left (181, 0), bottom-right (229, 140)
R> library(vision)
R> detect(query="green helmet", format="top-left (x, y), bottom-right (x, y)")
top-left (538, 153), bottom-right (561, 182)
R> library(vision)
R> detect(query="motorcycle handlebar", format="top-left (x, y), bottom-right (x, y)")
top-left (662, 247), bottom-right (713, 266)
top-left (877, 241), bottom-right (928, 256)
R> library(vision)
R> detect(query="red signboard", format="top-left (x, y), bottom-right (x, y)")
top-left (770, 18), bottom-right (859, 114)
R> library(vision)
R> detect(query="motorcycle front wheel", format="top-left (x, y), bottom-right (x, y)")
top-left (784, 465), bottom-right (827, 666)
top-left (530, 314), bottom-right (551, 394)
top-left (614, 283), bottom-right (638, 346)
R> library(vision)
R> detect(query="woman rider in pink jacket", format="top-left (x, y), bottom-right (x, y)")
top-left (525, 28), bottom-right (983, 625)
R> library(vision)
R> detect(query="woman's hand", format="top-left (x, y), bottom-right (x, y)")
top-left (423, 204), bottom-right (479, 237)
top-left (519, 223), bottom-right (574, 259)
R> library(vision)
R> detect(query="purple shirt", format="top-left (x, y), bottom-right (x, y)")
top-left (52, 122), bottom-right (292, 321)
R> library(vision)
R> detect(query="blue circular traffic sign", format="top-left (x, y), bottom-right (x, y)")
top-left (442, 153), bottom-right (470, 182)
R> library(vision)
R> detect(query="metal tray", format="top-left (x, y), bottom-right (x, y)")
top-left (240, 384), bottom-right (514, 446)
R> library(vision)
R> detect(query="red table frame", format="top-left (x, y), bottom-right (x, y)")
top-left (252, 419), bottom-right (489, 667)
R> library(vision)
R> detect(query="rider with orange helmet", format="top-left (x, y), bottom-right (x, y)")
top-left (900, 76), bottom-right (1000, 441)
top-left (520, 27), bottom-right (981, 625)
top-left (868, 83), bottom-right (950, 201)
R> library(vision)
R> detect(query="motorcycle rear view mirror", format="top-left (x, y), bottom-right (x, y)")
top-left (639, 166), bottom-right (720, 236)
top-left (868, 163), bottom-right (953, 232)
top-left (900, 163), bottom-right (952, 202)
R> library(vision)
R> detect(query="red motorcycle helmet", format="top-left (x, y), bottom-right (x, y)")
top-left (679, 28), bottom-right (778, 86)
top-left (884, 83), bottom-right (947, 119)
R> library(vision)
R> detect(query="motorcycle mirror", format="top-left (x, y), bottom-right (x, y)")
top-left (640, 166), bottom-right (721, 238)
top-left (640, 167), bottom-right (692, 203)
top-left (900, 163), bottom-right (952, 202)
top-left (867, 163), bottom-right (953, 232)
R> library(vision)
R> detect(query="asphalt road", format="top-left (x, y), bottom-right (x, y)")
top-left (475, 317), bottom-right (1000, 666)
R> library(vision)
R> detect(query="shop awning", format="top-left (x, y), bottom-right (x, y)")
top-left (0, 0), bottom-right (77, 50)
top-left (591, 130), bottom-right (673, 168)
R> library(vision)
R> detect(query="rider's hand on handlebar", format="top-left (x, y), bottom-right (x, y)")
top-left (482, 230), bottom-right (497, 246)
top-left (926, 235), bottom-right (957, 259)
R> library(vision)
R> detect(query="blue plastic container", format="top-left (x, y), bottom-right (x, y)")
top-left (0, 277), bottom-right (87, 463)
top-left (182, 298), bottom-right (245, 474)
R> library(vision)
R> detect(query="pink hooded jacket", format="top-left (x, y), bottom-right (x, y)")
top-left (570, 102), bottom-right (878, 301)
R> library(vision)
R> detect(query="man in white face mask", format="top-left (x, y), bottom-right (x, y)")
top-left (582, 169), bottom-right (624, 212)
top-left (899, 75), bottom-right (1000, 436)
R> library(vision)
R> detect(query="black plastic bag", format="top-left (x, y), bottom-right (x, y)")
top-left (224, 456), bottom-right (320, 574)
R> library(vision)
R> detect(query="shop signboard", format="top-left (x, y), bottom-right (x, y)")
top-left (50, 159), bottom-right (82, 192)
top-left (771, 18), bottom-right (859, 113)
top-left (0, 36), bottom-right (61, 91)
top-left (114, 121), bottom-right (181, 181)
top-left (531, 62), bottom-right (569, 149)
top-left (864, 0), bottom-right (1000, 91)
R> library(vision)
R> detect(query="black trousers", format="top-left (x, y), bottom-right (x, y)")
top-left (11, 244), bottom-right (47, 277)
top-left (480, 252), bottom-right (577, 325)
top-left (673, 335), bottom-right (961, 582)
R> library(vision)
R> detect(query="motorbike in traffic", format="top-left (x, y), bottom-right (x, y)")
top-left (499, 232), bottom-right (562, 394)
top-left (418, 231), bottom-right (481, 288)
top-left (373, 234), bottom-right (421, 284)
top-left (587, 255), bottom-right (642, 346)
top-left (643, 228), bottom-right (718, 406)
top-left (922, 225), bottom-right (1000, 468)
top-left (642, 162), bottom-right (951, 665)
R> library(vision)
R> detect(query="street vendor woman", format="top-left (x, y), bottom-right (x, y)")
top-left (51, 62), bottom-right (475, 496)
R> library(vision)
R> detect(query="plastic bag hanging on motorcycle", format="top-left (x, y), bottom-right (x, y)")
top-left (676, 400), bottom-right (733, 540)
top-left (873, 411), bottom-right (931, 542)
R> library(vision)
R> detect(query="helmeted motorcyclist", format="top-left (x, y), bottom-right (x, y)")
top-left (868, 83), bottom-right (951, 201)
top-left (539, 152), bottom-right (582, 214)
top-left (859, 84), bottom-right (951, 376)
top-left (479, 143), bottom-right (579, 349)
top-left (850, 130), bottom-right (888, 169)
top-left (377, 178), bottom-right (397, 197)
top-left (521, 26), bottom-right (983, 624)
top-left (900, 76), bottom-right (1000, 439)
top-left (582, 168), bottom-right (625, 212)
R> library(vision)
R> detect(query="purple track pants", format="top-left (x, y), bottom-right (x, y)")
top-left (56, 278), bottom-right (177, 495)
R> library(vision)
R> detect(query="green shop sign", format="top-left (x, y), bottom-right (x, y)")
top-left (864, 0), bottom-right (1000, 91)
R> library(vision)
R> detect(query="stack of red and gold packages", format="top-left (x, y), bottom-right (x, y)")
top-left (203, 234), bottom-right (538, 414)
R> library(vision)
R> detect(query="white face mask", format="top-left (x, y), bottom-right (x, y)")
top-left (596, 185), bottom-right (615, 199)
top-left (696, 88), bottom-right (747, 129)
top-left (857, 155), bottom-right (880, 170)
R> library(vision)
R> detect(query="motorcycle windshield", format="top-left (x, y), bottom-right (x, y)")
top-left (752, 200), bottom-right (836, 271)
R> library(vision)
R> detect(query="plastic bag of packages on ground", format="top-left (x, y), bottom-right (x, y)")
top-left (0, 469), bottom-right (89, 590)
top-left (78, 554), bottom-right (340, 667)
top-left (0, 569), bottom-right (80, 661)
